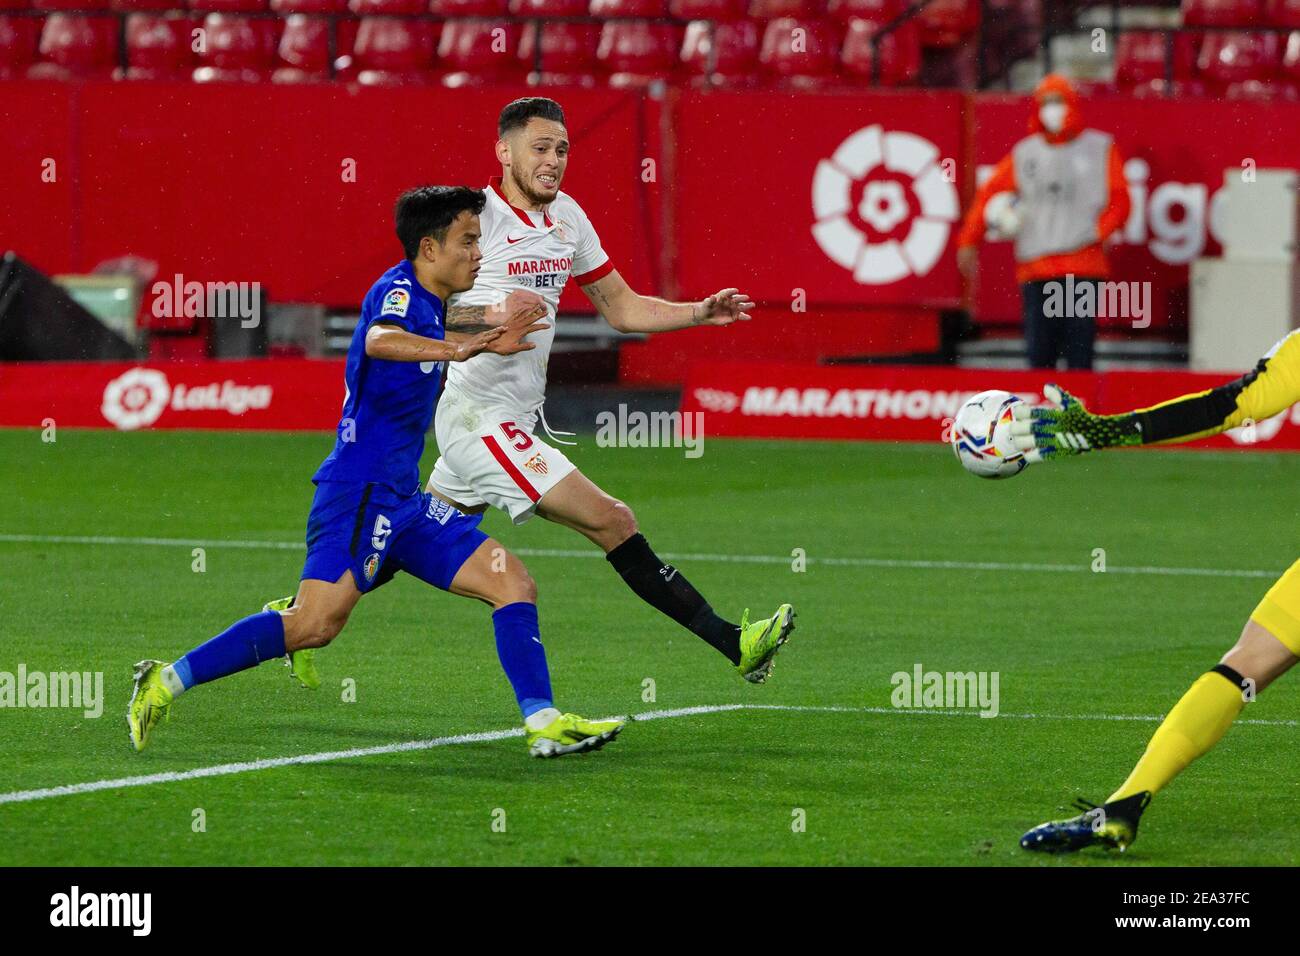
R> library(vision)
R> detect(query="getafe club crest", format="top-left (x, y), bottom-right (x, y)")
top-left (363, 553), bottom-right (381, 582)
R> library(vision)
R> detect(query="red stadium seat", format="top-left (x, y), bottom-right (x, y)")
top-left (0, 0), bottom-right (30, 10)
top-left (1282, 28), bottom-right (1300, 78)
top-left (438, 18), bottom-right (523, 85)
top-left (749, 0), bottom-right (820, 18)
top-left (510, 0), bottom-right (586, 14)
top-left (335, 12), bottom-right (357, 54)
top-left (596, 20), bottom-right (681, 85)
top-left (1126, 77), bottom-right (1209, 97)
top-left (33, 0), bottom-right (109, 11)
top-left (1198, 29), bottom-right (1280, 92)
top-left (0, 14), bottom-right (41, 77)
top-left (918, 0), bottom-right (979, 47)
top-left (192, 13), bottom-right (277, 81)
top-left (271, 0), bottom-right (347, 12)
top-left (759, 16), bottom-right (840, 84)
top-left (350, 0), bottom-right (423, 13)
top-left (1269, 0), bottom-right (1300, 26)
top-left (517, 19), bottom-right (598, 82)
top-left (518, 20), bottom-right (598, 85)
top-left (1113, 29), bottom-right (1199, 89)
top-left (272, 12), bottom-right (330, 80)
top-left (120, 13), bottom-right (197, 79)
top-left (188, 0), bottom-right (269, 12)
top-left (28, 13), bottom-right (117, 77)
top-left (669, 0), bottom-right (748, 20)
top-left (432, 0), bottom-right (508, 12)
top-left (1182, 0), bottom-right (1264, 26)
top-left (111, 0), bottom-right (181, 10)
top-left (350, 14), bottom-right (436, 82)
top-left (841, 15), bottom-right (919, 85)
top-left (680, 17), bottom-right (759, 84)
top-left (590, 0), bottom-right (668, 15)
top-left (826, 0), bottom-right (902, 24)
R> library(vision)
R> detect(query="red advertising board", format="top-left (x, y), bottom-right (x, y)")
top-left (6, 82), bottom-right (1300, 371)
top-left (0, 359), bottom-right (345, 431)
top-left (680, 360), bottom-right (1300, 451)
top-left (668, 88), bottom-right (967, 307)
top-left (0, 82), bottom-right (659, 312)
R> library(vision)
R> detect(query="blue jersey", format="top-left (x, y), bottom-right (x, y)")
top-left (313, 260), bottom-right (446, 494)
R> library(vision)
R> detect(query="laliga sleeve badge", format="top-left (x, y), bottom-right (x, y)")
top-left (381, 288), bottom-right (410, 318)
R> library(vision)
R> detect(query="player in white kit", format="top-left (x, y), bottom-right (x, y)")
top-left (432, 97), bottom-right (795, 683)
top-left (265, 98), bottom-right (794, 690)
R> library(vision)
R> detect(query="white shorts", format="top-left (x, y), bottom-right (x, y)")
top-left (428, 389), bottom-right (577, 525)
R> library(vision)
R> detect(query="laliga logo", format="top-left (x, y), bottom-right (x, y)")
top-left (101, 368), bottom-right (171, 431)
top-left (812, 125), bottom-right (959, 285)
top-left (101, 367), bottom-right (273, 430)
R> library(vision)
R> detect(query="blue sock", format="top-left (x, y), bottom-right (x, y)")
top-left (174, 610), bottom-right (287, 689)
top-left (492, 602), bottom-right (553, 718)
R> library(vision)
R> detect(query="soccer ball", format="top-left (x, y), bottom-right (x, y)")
top-left (951, 390), bottom-right (1029, 479)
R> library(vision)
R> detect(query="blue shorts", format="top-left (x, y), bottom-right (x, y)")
top-left (301, 481), bottom-right (488, 593)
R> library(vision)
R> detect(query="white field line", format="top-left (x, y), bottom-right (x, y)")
top-left (1, 703), bottom-right (1295, 806)
top-left (0, 533), bottom-right (1282, 580)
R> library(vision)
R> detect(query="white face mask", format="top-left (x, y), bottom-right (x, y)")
top-left (1039, 101), bottom-right (1068, 134)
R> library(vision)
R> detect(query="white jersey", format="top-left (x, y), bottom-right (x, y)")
top-left (444, 177), bottom-right (612, 428)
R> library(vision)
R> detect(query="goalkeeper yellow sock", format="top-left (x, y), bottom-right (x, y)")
top-left (1108, 666), bottom-right (1246, 803)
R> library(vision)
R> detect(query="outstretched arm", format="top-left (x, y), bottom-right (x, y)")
top-left (366, 298), bottom-right (548, 362)
top-left (581, 269), bottom-right (754, 334)
top-left (1013, 331), bottom-right (1300, 458)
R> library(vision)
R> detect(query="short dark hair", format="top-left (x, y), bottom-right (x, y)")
top-left (498, 97), bottom-right (566, 137)
top-left (394, 186), bottom-right (486, 260)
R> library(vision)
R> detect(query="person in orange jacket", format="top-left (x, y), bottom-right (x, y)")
top-left (957, 74), bottom-right (1131, 370)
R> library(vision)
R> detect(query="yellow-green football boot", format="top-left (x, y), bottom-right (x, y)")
top-left (126, 659), bottom-right (174, 752)
top-left (525, 712), bottom-right (624, 758)
top-left (264, 595), bottom-right (320, 690)
top-left (737, 603), bottom-right (796, 683)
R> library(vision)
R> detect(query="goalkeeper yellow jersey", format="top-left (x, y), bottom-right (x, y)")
top-left (1136, 329), bottom-right (1300, 446)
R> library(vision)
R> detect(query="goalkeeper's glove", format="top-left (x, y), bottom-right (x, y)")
top-left (1010, 384), bottom-right (1143, 461)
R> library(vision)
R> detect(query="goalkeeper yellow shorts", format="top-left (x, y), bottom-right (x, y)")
top-left (1251, 559), bottom-right (1300, 656)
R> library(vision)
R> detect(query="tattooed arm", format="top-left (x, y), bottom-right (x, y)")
top-left (367, 299), bottom-right (549, 361)
top-left (444, 305), bottom-right (497, 339)
top-left (444, 290), bottom-right (547, 341)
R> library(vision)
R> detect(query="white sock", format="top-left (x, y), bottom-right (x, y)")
top-left (525, 707), bottom-right (561, 730)
top-left (159, 664), bottom-right (187, 698)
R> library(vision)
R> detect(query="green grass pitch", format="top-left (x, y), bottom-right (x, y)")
top-left (1, 427), bottom-right (1297, 866)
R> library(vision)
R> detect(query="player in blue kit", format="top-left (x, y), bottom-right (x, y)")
top-left (126, 186), bottom-right (625, 758)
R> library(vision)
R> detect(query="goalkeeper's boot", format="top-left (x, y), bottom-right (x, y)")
top-left (526, 712), bottom-right (624, 758)
top-left (737, 603), bottom-right (796, 684)
top-left (264, 595), bottom-right (320, 690)
top-left (1020, 792), bottom-right (1151, 853)
top-left (126, 660), bottom-right (174, 752)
